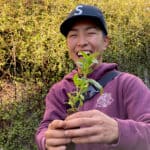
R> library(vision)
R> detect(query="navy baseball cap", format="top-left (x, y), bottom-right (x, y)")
top-left (60, 4), bottom-right (108, 37)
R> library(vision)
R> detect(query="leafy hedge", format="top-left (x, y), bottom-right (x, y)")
top-left (0, 94), bottom-right (44, 150)
top-left (0, 0), bottom-right (149, 149)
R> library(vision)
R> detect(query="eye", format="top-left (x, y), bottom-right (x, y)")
top-left (68, 32), bottom-right (77, 38)
top-left (88, 32), bottom-right (96, 35)
top-left (70, 34), bottom-right (77, 37)
top-left (87, 29), bottom-right (97, 35)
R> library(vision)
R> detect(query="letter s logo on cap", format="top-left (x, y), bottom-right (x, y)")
top-left (74, 5), bottom-right (83, 15)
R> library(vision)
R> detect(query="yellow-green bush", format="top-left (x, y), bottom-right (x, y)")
top-left (0, 0), bottom-right (149, 149)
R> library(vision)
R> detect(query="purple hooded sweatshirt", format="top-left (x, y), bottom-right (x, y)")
top-left (35, 63), bottom-right (150, 150)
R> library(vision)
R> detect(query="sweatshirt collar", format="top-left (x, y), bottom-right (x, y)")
top-left (64, 63), bottom-right (118, 81)
top-left (87, 63), bottom-right (118, 80)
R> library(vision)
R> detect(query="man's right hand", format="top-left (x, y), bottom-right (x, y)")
top-left (45, 120), bottom-right (71, 150)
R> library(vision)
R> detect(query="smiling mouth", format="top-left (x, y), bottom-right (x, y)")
top-left (77, 51), bottom-right (92, 57)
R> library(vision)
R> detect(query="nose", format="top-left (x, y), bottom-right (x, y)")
top-left (77, 33), bottom-right (88, 48)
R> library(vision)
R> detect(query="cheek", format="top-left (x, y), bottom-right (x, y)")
top-left (67, 40), bottom-right (76, 55)
top-left (66, 40), bottom-right (71, 49)
top-left (67, 45), bottom-right (75, 60)
top-left (68, 50), bottom-right (73, 58)
top-left (89, 37), bottom-right (101, 47)
top-left (91, 41), bottom-right (103, 52)
top-left (67, 40), bottom-right (75, 51)
top-left (96, 40), bottom-right (106, 51)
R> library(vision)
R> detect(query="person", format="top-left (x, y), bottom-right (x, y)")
top-left (35, 4), bottom-right (150, 150)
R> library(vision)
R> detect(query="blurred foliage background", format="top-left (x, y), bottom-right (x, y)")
top-left (0, 0), bottom-right (149, 149)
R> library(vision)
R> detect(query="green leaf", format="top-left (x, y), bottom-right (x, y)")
top-left (88, 79), bottom-right (103, 90)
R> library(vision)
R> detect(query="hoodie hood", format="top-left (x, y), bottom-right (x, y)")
top-left (64, 63), bottom-right (118, 81)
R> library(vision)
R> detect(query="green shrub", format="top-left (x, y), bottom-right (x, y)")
top-left (0, 0), bottom-right (149, 149)
top-left (0, 91), bottom-right (45, 150)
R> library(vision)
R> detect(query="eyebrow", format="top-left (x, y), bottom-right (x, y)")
top-left (69, 26), bottom-right (98, 32)
top-left (86, 26), bottom-right (98, 30)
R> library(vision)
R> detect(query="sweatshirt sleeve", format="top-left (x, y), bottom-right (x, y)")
top-left (110, 74), bottom-right (150, 150)
top-left (35, 84), bottom-right (67, 150)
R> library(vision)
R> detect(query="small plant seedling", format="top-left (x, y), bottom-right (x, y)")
top-left (67, 52), bottom-right (103, 113)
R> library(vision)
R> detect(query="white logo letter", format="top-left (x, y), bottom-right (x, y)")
top-left (74, 5), bottom-right (83, 16)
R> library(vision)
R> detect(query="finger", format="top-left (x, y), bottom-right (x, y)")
top-left (49, 120), bottom-right (66, 129)
top-left (46, 145), bottom-right (66, 150)
top-left (72, 134), bottom-right (105, 144)
top-left (45, 129), bottom-right (66, 138)
top-left (65, 126), bottom-right (98, 137)
top-left (66, 110), bottom-right (101, 120)
top-left (65, 117), bottom-right (104, 129)
top-left (46, 137), bottom-right (71, 146)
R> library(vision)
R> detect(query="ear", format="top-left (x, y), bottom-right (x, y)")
top-left (103, 36), bottom-right (110, 50)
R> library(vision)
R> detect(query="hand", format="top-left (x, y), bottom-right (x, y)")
top-left (64, 110), bottom-right (119, 144)
top-left (45, 120), bottom-right (71, 150)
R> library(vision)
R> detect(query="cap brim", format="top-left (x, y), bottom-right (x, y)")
top-left (60, 15), bottom-right (107, 37)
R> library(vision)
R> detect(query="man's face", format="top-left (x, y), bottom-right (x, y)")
top-left (66, 18), bottom-right (109, 69)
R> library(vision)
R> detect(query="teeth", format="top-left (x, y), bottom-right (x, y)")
top-left (77, 51), bottom-right (91, 57)
top-left (84, 51), bottom-right (91, 55)
top-left (77, 52), bottom-right (82, 57)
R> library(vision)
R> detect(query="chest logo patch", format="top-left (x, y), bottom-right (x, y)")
top-left (96, 93), bottom-right (114, 108)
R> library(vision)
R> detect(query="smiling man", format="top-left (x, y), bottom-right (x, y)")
top-left (35, 4), bottom-right (150, 150)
